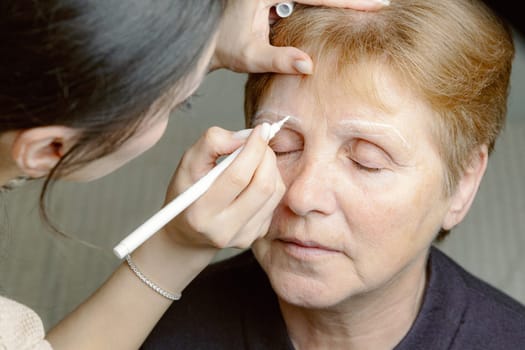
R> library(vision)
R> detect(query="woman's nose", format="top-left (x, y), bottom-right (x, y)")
top-left (282, 157), bottom-right (338, 217)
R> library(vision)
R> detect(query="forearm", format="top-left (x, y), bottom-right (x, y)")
top-left (46, 230), bottom-right (217, 350)
top-left (46, 123), bottom-right (282, 349)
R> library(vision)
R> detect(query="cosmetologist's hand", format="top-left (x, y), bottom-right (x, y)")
top-left (211, 0), bottom-right (388, 74)
top-left (164, 124), bottom-right (285, 252)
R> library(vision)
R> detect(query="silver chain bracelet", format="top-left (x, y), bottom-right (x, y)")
top-left (125, 254), bottom-right (181, 301)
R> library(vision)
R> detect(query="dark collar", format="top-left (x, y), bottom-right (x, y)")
top-left (394, 246), bottom-right (467, 349)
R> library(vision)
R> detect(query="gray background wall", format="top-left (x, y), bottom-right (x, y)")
top-left (1, 34), bottom-right (524, 331)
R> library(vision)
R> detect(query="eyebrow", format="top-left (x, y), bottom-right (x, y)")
top-left (337, 119), bottom-right (411, 150)
top-left (252, 110), bottom-right (301, 128)
top-left (253, 110), bottom-right (412, 152)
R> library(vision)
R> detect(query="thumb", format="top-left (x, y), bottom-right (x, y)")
top-left (249, 44), bottom-right (314, 74)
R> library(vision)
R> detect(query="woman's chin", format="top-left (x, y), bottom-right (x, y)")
top-left (268, 270), bottom-right (351, 310)
top-left (254, 242), bottom-right (362, 309)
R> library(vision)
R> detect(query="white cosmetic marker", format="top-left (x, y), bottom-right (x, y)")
top-left (113, 116), bottom-right (290, 259)
top-left (275, 2), bottom-right (294, 18)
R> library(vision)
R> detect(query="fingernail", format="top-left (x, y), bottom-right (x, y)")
top-left (293, 60), bottom-right (313, 75)
top-left (376, 0), bottom-right (390, 5)
top-left (259, 123), bottom-right (271, 141)
top-left (232, 128), bottom-right (253, 139)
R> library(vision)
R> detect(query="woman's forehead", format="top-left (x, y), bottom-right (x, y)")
top-left (253, 65), bottom-right (439, 156)
top-left (258, 63), bottom-right (423, 125)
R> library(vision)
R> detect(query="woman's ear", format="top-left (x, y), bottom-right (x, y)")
top-left (442, 145), bottom-right (489, 230)
top-left (11, 126), bottom-right (79, 178)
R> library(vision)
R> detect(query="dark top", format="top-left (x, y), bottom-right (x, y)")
top-left (141, 246), bottom-right (525, 350)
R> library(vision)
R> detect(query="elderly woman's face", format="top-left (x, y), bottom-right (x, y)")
top-left (251, 66), bottom-right (456, 308)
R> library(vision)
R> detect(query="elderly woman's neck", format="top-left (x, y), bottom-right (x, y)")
top-left (279, 252), bottom-right (429, 350)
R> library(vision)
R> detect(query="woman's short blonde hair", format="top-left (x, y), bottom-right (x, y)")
top-left (245, 0), bottom-right (514, 198)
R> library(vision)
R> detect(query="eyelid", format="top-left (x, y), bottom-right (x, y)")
top-left (269, 129), bottom-right (303, 153)
top-left (354, 161), bottom-right (382, 173)
top-left (270, 141), bottom-right (300, 154)
top-left (350, 140), bottom-right (391, 165)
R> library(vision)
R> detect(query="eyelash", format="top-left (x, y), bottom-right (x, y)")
top-left (352, 160), bottom-right (383, 173)
top-left (274, 150), bottom-right (299, 157)
top-left (275, 151), bottom-right (383, 174)
top-left (178, 93), bottom-right (201, 111)
top-left (272, 140), bottom-right (385, 174)
top-left (344, 142), bottom-right (386, 173)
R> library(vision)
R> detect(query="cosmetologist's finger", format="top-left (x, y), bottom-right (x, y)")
top-left (197, 124), bottom-right (270, 212)
top-left (218, 148), bottom-right (285, 248)
top-left (245, 43), bottom-right (314, 74)
top-left (178, 126), bottom-right (245, 183)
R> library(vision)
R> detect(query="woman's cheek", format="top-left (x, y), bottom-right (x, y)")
top-left (275, 154), bottom-right (300, 180)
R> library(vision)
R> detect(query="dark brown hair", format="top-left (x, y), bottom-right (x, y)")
top-left (0, 0), bottom-right (224, 228)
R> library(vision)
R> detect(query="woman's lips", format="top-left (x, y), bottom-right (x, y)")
top-left (276, 238), bottom-right (342, 259)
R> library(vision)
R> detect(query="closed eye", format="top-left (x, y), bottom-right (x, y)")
top-left (274, 150), bottom-right (301, 157)
top-left (352, 160), bottom-right (383, 173)
top-left (347, 140), bottom-right (390, 173)
top-left (269, 129), bottom-right (303, 157)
